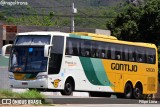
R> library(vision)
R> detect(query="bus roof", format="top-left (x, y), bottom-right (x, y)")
top-left (16, 31), bottom-right (156, 49)
top-left (72, 32), bottom-right (117, 40)
top-left (16, 31), bottom-right (68, 36)
top-left (71, 32), bottom-right (157, 49)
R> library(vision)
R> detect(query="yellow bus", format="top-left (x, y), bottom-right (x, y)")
top-left (2, 31), bottom-right (158, 99)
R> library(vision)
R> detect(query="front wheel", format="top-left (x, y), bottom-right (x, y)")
top-left (61, 79), bottom-right (74, 95)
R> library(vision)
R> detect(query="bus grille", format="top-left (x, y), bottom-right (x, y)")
top-left (147, 77), bottom-right (156, 91)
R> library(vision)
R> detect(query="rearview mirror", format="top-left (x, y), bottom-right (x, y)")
top-left (44, 45), bottom-right (52, 57)
top-left (2, 44), bottom-right (13, 58)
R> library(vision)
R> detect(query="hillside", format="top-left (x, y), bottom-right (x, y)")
top-left (0, 0), bottom-right (124, 15)
top-left (0, 0), bottom-right (125, 29)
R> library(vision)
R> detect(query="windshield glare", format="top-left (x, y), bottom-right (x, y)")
top-left (10, 46), bottom-right (48, 72)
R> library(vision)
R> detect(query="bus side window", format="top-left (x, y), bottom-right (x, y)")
top-left (138, 54), bottom-right (146, 63)
top-left (73, 48), bottom-right (78, 56)
top-left (122, 46), bottom-right (128, 61)
top-left (148, 55), bottom-right (154, 64)
top-left (132, 52), bottom-right (136, 62)
top-left (66, 39), bottom-right (73, 55)
top-left (111, 46), bottom-right (115, 60)
top-left (83, 40), bottom-right (91, 57)
top-left (106, 45), bottom-right (111, 59)
top-left (138, 55), bottom-right (143, 62)
top-left (68, 41), bottom-right (73, 55)
top-left (101, 50), bottom-right (105, 58)
top-left (95, 42), bottom-right (101, 58)
top-left (116, 54), bottom-right (120, 60)
top-left (85, 49), bottom-right (90, 57)
top-left (115, 51), bottom-right (121, 60)
top-left (129, 51), bottom-right (134, 61)
top-left (146, 48), bottom-right (156, 64)
top-left (100, 42), bottom-right (106, 59)
top-left (72, 41), bottom-right (79, 56)
top-left (80, 40), bottom-right (86, 57)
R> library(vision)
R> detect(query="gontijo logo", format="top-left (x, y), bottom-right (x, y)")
top-left (111, 63), bottom-right (138, 72)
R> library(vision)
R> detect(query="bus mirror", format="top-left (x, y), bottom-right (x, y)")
top-left (2, 44), bottom-right (12, 58)
top-left (44, 45), bottom-right (52, 57)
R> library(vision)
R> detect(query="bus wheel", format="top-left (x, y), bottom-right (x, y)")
top-left (133, 84), bottom-right (142, 99)
top-left (61, 79), bottom-right (74, 95)
top-left (124, 82), bottom-right (133, 99)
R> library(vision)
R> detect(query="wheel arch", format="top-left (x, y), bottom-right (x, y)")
top-left (135, 81), bottom-right (143, 93)
top-left (64, 76), bottom-right (75, 90)
top-left (124, 80), bottom-right (133, 90)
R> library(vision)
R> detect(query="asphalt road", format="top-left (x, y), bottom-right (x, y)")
top-left (45, 95), bottom-right (160, 104)
top-left (52, 104), bottom-right (160, 107)
top-left (0, 67), bottom-right (10, 90)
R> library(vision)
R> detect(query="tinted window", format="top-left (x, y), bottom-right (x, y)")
top-left (48, 36), bottom-right (64, 74)
top-left (65, 37), bottom-right (156, 64)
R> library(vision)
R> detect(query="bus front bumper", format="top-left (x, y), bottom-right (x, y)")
top-left (9, 79), bottom-right (48, 89)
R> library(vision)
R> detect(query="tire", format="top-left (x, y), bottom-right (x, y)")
top-left (61, 79), bottom-right (74, 95)
top-left (124, 83), bottom-right (133, 99)
top-left (133, 84), bottom-right (142, 99)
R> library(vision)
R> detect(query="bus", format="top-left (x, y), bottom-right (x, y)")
top-left (2, 31), bottom-right (158, 99)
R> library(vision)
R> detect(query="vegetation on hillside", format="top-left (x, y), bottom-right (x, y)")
top-left (107, 0), bottom-right (160, 45)
top-left (0, 0), bottom-right (123, 28)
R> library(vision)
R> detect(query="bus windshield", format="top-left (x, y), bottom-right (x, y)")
top-left (10, 46), bottom-right (48, 72)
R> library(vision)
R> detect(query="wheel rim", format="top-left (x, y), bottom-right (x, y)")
top-left (65, 83), bottom-right (72, 93)
top-left (125, 84), bottom-right (132, 98)
top-left (134, 86), bottom-right (142, 99)
top-left (135, 88), bottom-right (140, 98)
top-left (126, 86), bottom-right (131, 97)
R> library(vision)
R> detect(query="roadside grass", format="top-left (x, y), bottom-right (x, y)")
top-left (0, 90), bottom-right (21, 98)
top-left (0, 90), bottom-right (52, 105)
top-left (20, 90), bottom-right (45, 98)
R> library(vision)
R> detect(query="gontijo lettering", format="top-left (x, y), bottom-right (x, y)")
top-left (111, 63), bottom-right (138, 72)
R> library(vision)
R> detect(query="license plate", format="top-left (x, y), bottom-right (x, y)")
top-left (22, 82), bottom-right (28, 85)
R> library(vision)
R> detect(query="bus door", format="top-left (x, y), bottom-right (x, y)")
top-left (48, 36), bottom-right (64, 89)
top-left (115, 73), bottom-right (123, 92)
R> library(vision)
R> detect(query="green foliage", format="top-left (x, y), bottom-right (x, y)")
top-left (0, 90), bottom-right (21, 98)
top-left (106, 0), bottom-right (160, 45)
top-left (0, 90), bottom-right (48, 105)
top-left (0, 1), bottom-right (122, 28)
top-left (19, 90), bottom-right (45, 98)
top-left (0, 12), bottom-right (6, 20)
top-left (5, 15), bottom-right (55, 26)
top-left (0, 90), bottom-right (45, 99)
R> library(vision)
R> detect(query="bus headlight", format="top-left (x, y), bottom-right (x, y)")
top-left (36, 75), bottom-right (48, 79)
top-left (9, 75), bottom-right (14, 79)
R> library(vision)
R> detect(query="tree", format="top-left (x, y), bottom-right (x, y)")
top-left (106, 0), bottom-right (160, 46)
